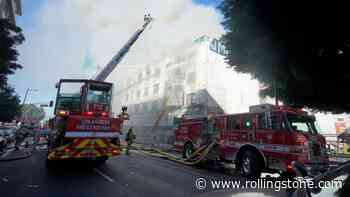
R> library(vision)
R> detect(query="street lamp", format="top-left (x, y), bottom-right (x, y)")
top-left (22, 88), bottom-right (38, 105)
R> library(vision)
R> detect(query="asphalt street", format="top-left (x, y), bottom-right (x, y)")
top-left (0, 149), bottom-right (287, 197)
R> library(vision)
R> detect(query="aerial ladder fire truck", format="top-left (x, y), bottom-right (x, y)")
top-left (46, 15), bottom-right (153, 167)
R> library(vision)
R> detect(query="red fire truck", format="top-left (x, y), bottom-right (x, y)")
top-left (46, 79), bottom-right (128, 166)
top-left (46, 15), bottom-right (153, 167)
top-left (174, 104), bottom-right (329, 177)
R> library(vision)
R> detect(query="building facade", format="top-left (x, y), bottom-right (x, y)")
top-left (109, 36), bottom-right (261, 144)
top-left (108, 35), bottom-right (350, 147)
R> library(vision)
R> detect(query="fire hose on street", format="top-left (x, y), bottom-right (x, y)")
top-left (0, 131), bottom-right (39, 162)
top-left (0, 149), bottom-right (32, 162)
top-left (134, 140), bottom-right (218, 166)
top-left (0, 142), bottom-right (34, 162)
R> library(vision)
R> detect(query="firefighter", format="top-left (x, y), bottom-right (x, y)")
top-left (14, 126), bottom-right (24, 151)
top-left (125, 127), bottom-right (136, 155)
top-left (205, 120), bottom-right (221, 168)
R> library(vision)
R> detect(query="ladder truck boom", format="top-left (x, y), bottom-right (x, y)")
top-left (46, 15), bottom-right (152, 167)
top-left (94, 14), bottom-right (153, 81)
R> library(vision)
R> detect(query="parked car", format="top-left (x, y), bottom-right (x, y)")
top-left (0, 135), bottom-right (6, 151)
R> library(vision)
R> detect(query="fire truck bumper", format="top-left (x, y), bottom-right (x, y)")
top-left (47, 139), bottom-right (121, 160)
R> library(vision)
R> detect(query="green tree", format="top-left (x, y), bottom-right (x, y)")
top-left (0, 19), bottom-right (24, 88)
top-left (0, 86), bottom-right (21, 122)
top-left (219, 0), bottom-right (350, 113)
top-left (0, 19), bottom-right (24, 121)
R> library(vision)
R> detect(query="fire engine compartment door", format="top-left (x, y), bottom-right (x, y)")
top-left (255, 112), bottom-right (287, 145)
top-left (241, 114), bottom-right (256, 143)
top-left (201, 118), bottom-right (223, 144)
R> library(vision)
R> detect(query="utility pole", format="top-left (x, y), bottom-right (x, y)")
top-left (22, 88), bottom-right (30, 105)
top-left (22, 88), bottom-right (38, 105)
top-left (21, 88), bottom-right (38, 123)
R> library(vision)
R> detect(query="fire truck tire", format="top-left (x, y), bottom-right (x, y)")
top-left (183, 143), bottom-right (194, 160)
top-left (239, 150), bottom-right (263, 178)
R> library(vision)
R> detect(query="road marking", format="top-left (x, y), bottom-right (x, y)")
top-left (93, 168), bottom-right (115, 183)
top-left (1, 149), bottom-right (13, 159)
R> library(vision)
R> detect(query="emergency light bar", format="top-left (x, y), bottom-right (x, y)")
top-left (249, 104), bottom-right (308, 115)
top-left (249, 104), bottom-right (276, 113)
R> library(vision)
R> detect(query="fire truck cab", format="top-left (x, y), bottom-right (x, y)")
top-left (174, 104), bottom-right (329, 177)
top-left (47, 79), bottom-right (128, 166)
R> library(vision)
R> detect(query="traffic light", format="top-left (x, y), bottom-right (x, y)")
top-left (49, 100), bottom-right (54, 107)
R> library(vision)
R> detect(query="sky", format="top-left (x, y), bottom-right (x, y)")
top-left (7, 0), bottom-right (347, 133)
top-left (9, 0), bottom-right (223, 118)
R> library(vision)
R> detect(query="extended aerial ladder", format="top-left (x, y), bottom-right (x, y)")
top-left (46, 15), bottom-right (154, 166)
top-left (94, 14), bottom-right (153, 81)
top-left (93, 13), bottom-right (164, 135)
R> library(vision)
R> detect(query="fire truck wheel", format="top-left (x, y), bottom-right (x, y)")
top-left (183, 143), bottom-right (194, 160)
top-left (240, 150), bottom-right (263, 178)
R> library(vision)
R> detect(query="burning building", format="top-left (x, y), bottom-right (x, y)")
top-left (108, 36), bottom-right (260, 144)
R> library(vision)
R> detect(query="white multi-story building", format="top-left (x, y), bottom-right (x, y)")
top-left (107, 36), bottom-right (261, 144)
top-left (107, 35), bottom-right (348, 145)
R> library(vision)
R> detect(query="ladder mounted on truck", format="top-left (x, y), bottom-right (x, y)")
top-left (94, 14), bottom-right (153, 81)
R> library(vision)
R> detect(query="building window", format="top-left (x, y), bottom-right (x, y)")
top-left (136, 90), bottom-right (141, 100)
top-left (153, 84), bottom-right (159, 95)
top-left (154, 68), bottom-right (160, 78)
top-left (128, 106), bottom-right (133, 114)
top-left (146, 67), bottom-right (151, 78)
top-left (130, 91), bottom-right (134, 101)
top-left (145, 102), bottom-right (151, 112)
top-left (135, 104), bottom-right (139, 113)
top-left (138, 72), bottom-right (142, 82)
top-left (186, 72), bottom-right (196, 85)
top-left (186, 93), bottom-right (195, 105)
top-left (151, 100), bottom-right (159, 111)
top-left (144, 87), bottom-right (149, 97)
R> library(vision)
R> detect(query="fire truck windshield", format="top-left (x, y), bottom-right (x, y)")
top-left (56, 82), bottom-right (84, 113)
top-left (87, 84), bottom-right (112, 104)
top-left (286, 113), bottom-right (318, 134)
